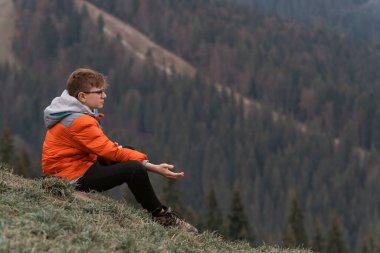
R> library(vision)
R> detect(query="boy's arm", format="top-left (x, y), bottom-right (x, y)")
top-left (104, 141), bottom-right (183, 179)
top-left (70, 116), bottom-right (147, 162)
top-left (70, 115), bottom-right (183, 179)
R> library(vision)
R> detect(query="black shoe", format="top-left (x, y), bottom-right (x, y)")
top-left (153, 206), bottom-right (198, 234)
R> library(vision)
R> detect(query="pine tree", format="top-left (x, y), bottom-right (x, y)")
top-left (97, 14), bottom-right (105, 32)
top-left (0, 124), bottom-right (14, 164)
top-left (14, 149), bottom-right (32, 177)
top-left (205, 186), bottom-right (223, 233)
top-left (360, 235), bottom-right (377, 253)
top-left (283, 197), bottom-right (308, 248)
top-left (311, 219), bottom-right (324, 253)
top-left (326, 215), bottom-right (348, 253)
top-left (39, 15), bottom-right (59, 57)
top-left (283, 224), bottom-right (297, 247)
top-left (161, 179), bottom-right (184, 214)
top-left (227, 188), bottom-right (254, 242)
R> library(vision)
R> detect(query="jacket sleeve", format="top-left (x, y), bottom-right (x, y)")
top-left (70, 115), bottom-right (148, 162)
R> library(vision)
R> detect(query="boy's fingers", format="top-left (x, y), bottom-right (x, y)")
top-left (165, 164), bottom-right (174, 170)
top-left (166, 171), bottom-right (184, 178)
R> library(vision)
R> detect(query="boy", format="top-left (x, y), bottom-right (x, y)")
top-left (42, 68), bottom-right (197, 233)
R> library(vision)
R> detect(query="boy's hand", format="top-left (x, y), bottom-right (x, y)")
top-left (157, 163), bottom-right (184, 179)
top-left (144, 162), bottom-right (184, 179)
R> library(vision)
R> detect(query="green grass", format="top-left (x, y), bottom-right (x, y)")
top-left (0, 163), bottom-right (313, 253)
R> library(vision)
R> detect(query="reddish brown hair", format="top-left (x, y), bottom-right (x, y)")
top-left (66, 68), bottom-right (108, 97)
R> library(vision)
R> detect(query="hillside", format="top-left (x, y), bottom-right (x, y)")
top-left (74, 0), bottom-right (196, 78)
top-left (0, 164), bottom-right (311, 253)
top-left (74, 0), bottom-right (294, 132)
top-left (89, 0), bottom-right (380, 147)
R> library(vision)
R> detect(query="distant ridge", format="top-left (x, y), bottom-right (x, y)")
top-left (74, 0), bottom-right (302, 130)
top-left (75, 0), bottom-right (196, 78)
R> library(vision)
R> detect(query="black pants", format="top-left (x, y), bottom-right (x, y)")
top-left (76, 160), bottom-right (162, 213)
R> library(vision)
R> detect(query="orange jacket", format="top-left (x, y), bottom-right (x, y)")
top-left (42, 90), bottom-right (147, 180)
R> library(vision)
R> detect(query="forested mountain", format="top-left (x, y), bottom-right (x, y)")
top-left (1, 0), bottom-right (380, 252)
top-left (91, 0), bottom-right (380, 151)
top-left (225, 0), bottom-right (380, 43)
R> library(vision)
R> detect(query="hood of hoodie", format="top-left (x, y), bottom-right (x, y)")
top-left (44, 90), bottom-right (95, 128)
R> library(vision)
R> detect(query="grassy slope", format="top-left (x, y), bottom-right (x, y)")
top-left (0, 164), bottom-right (312, 253)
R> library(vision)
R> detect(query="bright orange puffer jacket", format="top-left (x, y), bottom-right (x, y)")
top-left (42, 90), bottom-right (147, 180)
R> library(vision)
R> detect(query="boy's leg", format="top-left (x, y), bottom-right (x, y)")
top-left (76, 160), bottom-right (162, 213)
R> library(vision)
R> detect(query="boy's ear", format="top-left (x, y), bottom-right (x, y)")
top-left (77, 92), bottom-right (86, 103)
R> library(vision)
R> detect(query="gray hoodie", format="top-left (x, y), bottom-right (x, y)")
top-left (44, 90), bottom-right (96, 128)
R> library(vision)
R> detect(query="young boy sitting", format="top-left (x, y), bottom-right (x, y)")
top-left (42, 68), bottom-right (197, 233)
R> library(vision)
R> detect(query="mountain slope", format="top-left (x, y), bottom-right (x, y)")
top-left (0, 165), bottom-right (312, 253)
top-left (74, 0), bottom-right (196, 78)
top-left (75, 0), bottom-right (304, 132)
top-left (88, 0), bottom-right (380, 149)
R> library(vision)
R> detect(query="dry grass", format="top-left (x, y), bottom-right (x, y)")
top-left (0, 163), bottom-right (313, 253)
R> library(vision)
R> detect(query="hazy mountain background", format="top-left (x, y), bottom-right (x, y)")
top-left (1, 0), bottom-right (380, 252)
top-left (228, 0), bottom-right (380, 43)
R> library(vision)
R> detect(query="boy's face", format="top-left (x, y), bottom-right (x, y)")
top-left (80, 87), bottom-right (107, 110)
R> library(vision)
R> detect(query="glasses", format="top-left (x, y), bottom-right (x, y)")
top-left (83, 89), bottom-right (106, 96)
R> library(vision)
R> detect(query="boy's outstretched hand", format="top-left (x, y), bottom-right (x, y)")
top-left (144, 162), bottom-right (184, 179)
